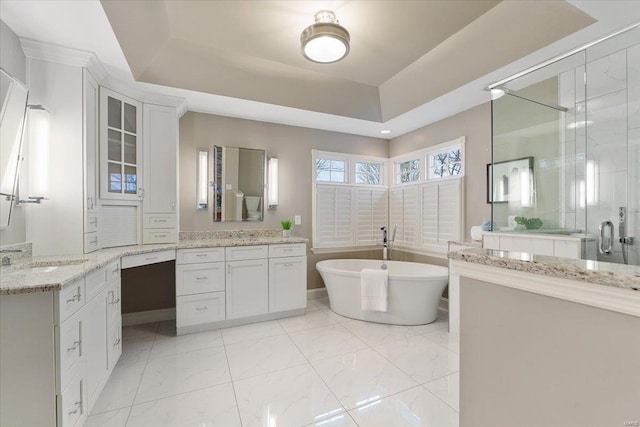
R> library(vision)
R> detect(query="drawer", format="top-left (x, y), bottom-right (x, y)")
top-left (85, 213), bottom-right (99, 233)
top-left (106, 280), bottom-right (121, 324)
top-left (85, 267), bottom-right (108, 302)
top-left (55, 279), bottom-right (85, 325)
top-left (482, 234), bottom-right (500, 250)
top-left (531, 239), bottom-right (554, 256)
top-left (57, 360), bottom-right (87, 427)
top-left (55, 309), bottom-right (84, 393)
top-left (176, 262), bottom-right (225, 296)
top-left (225, 245), bottom-right (268, 261)
top-left (107, 318), bottom-right (122, 371)
top-left (106, 259), bottom-right (121, 282)
top-left (143, 228), bottom-right (177, 244)
top-left (176, 248), bottom-right (225, 265)
top-left (554, 240), bottom-right (581, 259)
top-left (84, 232), bottom-right (99, 254)
top-left (177, 292), bottom-right (225, 328)
top-left (269, 243), bottom-right (306, 258)
top-left (144, 214), bottom-right (176, 229)
top-left (121, 249), bottom-right (176, 269)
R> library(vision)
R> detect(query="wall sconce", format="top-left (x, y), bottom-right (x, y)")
top-left (21, 104), bottom-right (50, 205)
top-left (197, 150), bottom-right (208, 209)
top-left (268, 157), bottom-right (278, 209)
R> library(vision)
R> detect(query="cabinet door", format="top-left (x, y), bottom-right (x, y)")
top-left (99, 87), bottom-right (143, 201)
top-left (84, 290), bottom-right (108, 408)
top-left (142, 104), bottom-right (177, 214)
top-left (269, 256), bottom-right (307, 312)
top-left (83, 69), bottom-right (99, 215)
top-left (226, 259), bottom-right (268, 319)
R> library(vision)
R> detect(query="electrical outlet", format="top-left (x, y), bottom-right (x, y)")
top-left (294, 215), bottom-right (301, 225)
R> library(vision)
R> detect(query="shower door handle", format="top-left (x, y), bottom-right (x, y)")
top-left (598, 220), bottom-right (614, 255)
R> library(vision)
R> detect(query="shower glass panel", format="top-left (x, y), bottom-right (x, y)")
top-left (490, 24), bottom-right (640, 266)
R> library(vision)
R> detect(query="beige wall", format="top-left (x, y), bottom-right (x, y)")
top-left (179, 112), bottom-right (389, 288)
top-left (0, 20), bottom-right (27, 246)
top-left (460, 277), bottom-right (640, 426)
top-left (389, 103), bottom-right (492, 238)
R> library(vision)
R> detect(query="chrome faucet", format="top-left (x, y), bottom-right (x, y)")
top-left (380, 224), bottom-right (397, 263)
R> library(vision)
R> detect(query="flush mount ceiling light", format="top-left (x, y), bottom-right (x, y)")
top-left (301, 10), bottom-right (350, 64)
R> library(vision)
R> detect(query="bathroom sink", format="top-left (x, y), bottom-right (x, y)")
top-left (18, 266), bottom-right (61, 274)
top-left (14, 258), bottom-right (90, 273)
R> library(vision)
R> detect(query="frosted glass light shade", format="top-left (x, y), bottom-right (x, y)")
top-left (268, 157), bottom-right (278, 208)
top-left (197, 150), bottom-right (208, 209)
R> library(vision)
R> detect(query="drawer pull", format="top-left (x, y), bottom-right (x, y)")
top-left (196, 306), bottom-right (208, 311)
top-left (146, 256), bottom-right (159, 261)
top-left (154, 219), bottom-right (167, 223)
top-left (154, 234), bottom-right (167, 238)
top-left (283, 248), bottom-right (293, 252)
top-left (195, 254), bottom-right (208, 257)
top-left (284, 263), bottom-right (293, 268)
top-left (90, 238), bottom-right (98, 245)
top-left (67, 340), bottom-right (81, 352)
top-left (114, 338), bottom-right (121, 346)
top-left (112, 267), bottom-right (119, 274)
top-left (110, 297), bottom-right (121, 304)
top-left (195, 276), bottom-right (208, 280)
top-left (89, 218), bottom-right (97, 225)
top-left (66, 293), bottom-right (81, 303)
top-left (68, 401), bottom-right (82, 416)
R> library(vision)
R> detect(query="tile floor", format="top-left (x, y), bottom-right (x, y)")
top-left (86, 297), bottom-right (460, 427)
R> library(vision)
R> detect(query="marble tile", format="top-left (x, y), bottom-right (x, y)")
top-left (84, 408), bottom-right (129, 427)
top-left (127, 383), bottom-right (241, 427)
top-left (118, 337), bottom-right (154, 366)
top-left (349, 385), bottom-right (459, 427)
top-left (134, 346), bottom-right (231, 404)
top-left (341, 318), bottom-right (419, 346)
top-left (234, 364), bottom-right (345, 427)
top-left (424, 372), bottom-right (460, 412)
top-left (422, 329), bottom-right (460, 354)
top-left (405, 318), bottom-right (449, 335)
top-left (221, 319), bottom-right (286, 345)
top-left (122, 323), bottom-right (158, 341)
top-left (91, 361), bottom-right (146, 414)
top-left (278, 308), bottom-right (337, 333)
top-left (149, 329), bottom-right (224, 359)
top-left (312, 348), bottom-right (417, 410)
top-left (307, 296), bottom-right (330, 310)
top-left (586, 49), bottom-right (626, 100)
top-left (225, 333), bottom-right (307, 380)
top-left (374, 335), bottom-right (459, 384)
top-left (303, 413), bottom-right (359, 427)
top-left (289, 323), bottom-right (368, 362)
top-left (155, 320), bottom-right (176, 337)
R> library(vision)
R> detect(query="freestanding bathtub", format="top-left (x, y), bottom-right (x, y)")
top-left (316, 259), bottom-right (448, 326)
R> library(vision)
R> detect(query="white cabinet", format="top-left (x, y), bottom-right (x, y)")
top-left (226, 258), bottom-right (269, 319)
top-left (0, 261), bottom-right (122, 426)
top-left (99, 87), bottom-right (143, 201)
top-left (177, 292), bottom-right (226, 327)
top-left (83, 69), bottom-right (100, 254)
top-left (142, 104), bottom-right (177, 244)
top-left (269, 255), bottom-right (307, 312)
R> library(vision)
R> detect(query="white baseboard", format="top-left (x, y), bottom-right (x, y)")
top-left (122, 308), bottom-right (176, 326)
top-left (307, 288), bottom-right (328, 300)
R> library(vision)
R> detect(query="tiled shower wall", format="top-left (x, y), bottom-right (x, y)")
top-left (560, 36), bottom-right (640, 265)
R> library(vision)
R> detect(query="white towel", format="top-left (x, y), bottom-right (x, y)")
top-left (361, 268), bottom-right (389, 312)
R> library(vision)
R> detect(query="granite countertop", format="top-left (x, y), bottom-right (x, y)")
top-left (0, 231), bottom-right (308, 295)
top-left (448, 247), bottom-right (640, 291)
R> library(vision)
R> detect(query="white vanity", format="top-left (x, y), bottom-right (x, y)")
top-left (0, 232), bottom-right (308, 427)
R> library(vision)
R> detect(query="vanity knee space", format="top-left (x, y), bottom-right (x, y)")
top-left (175, 243), bottom-right (307, 335)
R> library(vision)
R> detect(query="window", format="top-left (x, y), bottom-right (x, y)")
top-left (312, 150), bottom-right (388, 249)
top-left (396, 158), bottom-right (420, 184)
top-left (428, 146), bottom-right (463, 179)
top-left (355, 161), bottom-right (382, 184)
top-left (315, 158), bottom-right (346, 183)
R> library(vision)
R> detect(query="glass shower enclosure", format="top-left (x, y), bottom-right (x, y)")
top-left (489, 24), bottom-right (640, 266)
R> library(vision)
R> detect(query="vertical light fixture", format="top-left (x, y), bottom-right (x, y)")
top-left (26, 104), bottom-right (50, 203)
top-left (268, 157), bottom-right (278, 208)
top-left (197, 150), bottom-right (208, 209)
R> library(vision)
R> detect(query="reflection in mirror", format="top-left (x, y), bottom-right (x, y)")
top-left (0, 69), bottom-right (29, 228)
top-left (212, 146), bottom-right (266, 222)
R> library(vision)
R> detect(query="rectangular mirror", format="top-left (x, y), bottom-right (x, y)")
top-left (212, 146), bottom-right (266, 222)
top-left (0, 68), bottom-right (29, 228)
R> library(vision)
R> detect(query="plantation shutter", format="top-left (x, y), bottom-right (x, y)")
top-left (389, 185), bottom-right (419, 249)
top-left (421, 178), bottom-right (463, 247)
top-left (314, 185), bottom-right (353, 248)
top-left (355, 187), bottom-right (388, 246)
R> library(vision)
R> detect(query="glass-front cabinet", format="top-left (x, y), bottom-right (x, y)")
top-left (100, 87), bottom-right (142, 200)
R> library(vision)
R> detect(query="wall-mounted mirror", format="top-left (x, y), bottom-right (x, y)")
top-left (212, 146), bottom-right (266, 222)
top-left (0, 68), bottom-right (29, 228)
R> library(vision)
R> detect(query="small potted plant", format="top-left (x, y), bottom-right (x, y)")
top-left (281, 219), bottom-right (293, 238)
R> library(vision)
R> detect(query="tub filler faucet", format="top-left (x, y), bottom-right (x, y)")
top-left (380, 225), bottom-right (397, 265)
